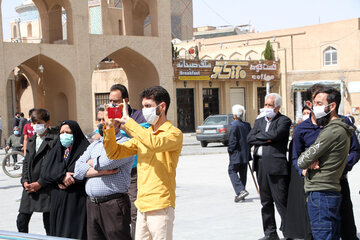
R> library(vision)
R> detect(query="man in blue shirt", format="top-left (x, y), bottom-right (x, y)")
top-left (292, 84), bottom-right (359, 240)
top-left (74, 108), bottom-right (134, 240)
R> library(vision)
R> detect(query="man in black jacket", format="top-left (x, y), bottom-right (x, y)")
top-left (228, 104), bottom-right (251, 202)
top-left (247, 93), bottom-right (291, 240)
top-left (17, 109), bottom-right (58, 235)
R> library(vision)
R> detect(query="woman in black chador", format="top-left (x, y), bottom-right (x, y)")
top-left (42, 120), bottom-right (89, 239)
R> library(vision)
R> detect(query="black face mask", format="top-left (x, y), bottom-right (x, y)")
top-left (315, 106), bottom-right (331, 127)
top-left (97, 123), bottom-right (104, 137)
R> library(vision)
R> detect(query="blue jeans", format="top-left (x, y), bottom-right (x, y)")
top-left (307, 191), bottom-right (342, 240)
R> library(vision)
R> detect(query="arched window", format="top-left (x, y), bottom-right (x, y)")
top-left (230, 52), bottom-right (242, 60)
top-left (215, 54), bottom-right (226, 60)
top-left (245, 50), bottom-right (258, 60)
top-left (324, 47), bottom-right (337, 66)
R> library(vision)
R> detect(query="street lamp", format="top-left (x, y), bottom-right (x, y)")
top-left (38, 65), bottom-right (44, 73)
top-left (263, 76), bottom-right (272, 94)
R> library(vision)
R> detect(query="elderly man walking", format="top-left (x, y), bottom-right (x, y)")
top-left (228, 104), bottom-right (252, 202)
top-left (247, 93), bottom-right (291, 240)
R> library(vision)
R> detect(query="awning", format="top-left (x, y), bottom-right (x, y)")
top-left (291, 80), bottom-right (341, 91)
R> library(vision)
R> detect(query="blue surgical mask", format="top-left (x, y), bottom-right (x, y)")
top-left (60, 133), bottom-right (74, 148)
top-left (14, 130), bottom-right (19, 135)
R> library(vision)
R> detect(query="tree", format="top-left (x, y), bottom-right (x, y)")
top-left (172, 43), bottom-right (180, 62)
top-left (264, 40), bottom-right (274, 60)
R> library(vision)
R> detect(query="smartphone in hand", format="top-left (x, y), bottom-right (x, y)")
top-left (107, 104), bottom-right (123, 119)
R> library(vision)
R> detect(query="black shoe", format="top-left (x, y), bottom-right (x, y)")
top-left (258, 233), bottom-right (280, 240)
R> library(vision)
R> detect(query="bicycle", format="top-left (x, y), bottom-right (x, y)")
top-left (1, 149), bottom-right (24, 178)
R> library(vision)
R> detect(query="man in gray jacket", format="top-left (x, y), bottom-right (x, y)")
top-left (298, 87), bottom-right (354, 240)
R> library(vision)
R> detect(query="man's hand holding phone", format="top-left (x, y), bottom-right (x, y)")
top-left (104, 100), bottom-right (130, 129)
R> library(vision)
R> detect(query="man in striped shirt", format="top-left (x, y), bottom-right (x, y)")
top-left (74, 109), bottom-right (134, 240)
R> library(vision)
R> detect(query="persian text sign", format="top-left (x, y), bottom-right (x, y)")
top-left (174, 59), bottom-right (279, 81)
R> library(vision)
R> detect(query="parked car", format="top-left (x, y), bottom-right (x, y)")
top-left (196, 114), bottom-right (233, 147)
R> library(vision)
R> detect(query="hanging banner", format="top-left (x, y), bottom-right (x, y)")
top-left (173, 59), bottom-right (280, 81)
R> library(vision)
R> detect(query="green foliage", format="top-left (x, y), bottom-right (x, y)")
top-left (264, 40), bottom-right (274, 60)
top-left (172, 43), bottom-right (180, 62)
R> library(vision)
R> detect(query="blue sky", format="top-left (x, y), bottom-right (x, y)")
top-left (2, 0), bottom-right (360, 39)
top-left (193, 0), bottom-right (360, 32)
top-left (2, 0), bottom-right (23, 40)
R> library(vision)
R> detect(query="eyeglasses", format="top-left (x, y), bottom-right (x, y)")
top-left (97, 118), bottom-right (105, 122)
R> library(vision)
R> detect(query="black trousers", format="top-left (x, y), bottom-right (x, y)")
top-left (11, 147), bottom-right (23, 162)
top-left (256, 158), bottom-right (289, 236)
top-left (340, 177), bottom-right (358, 240)
top-left (17, 212), bottom-right (50, 235)
top-left (87, 194), bottom-right (131, 240)
top-left (128, 168), bottom-right (138, 240)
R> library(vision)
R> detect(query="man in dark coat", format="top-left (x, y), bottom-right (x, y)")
top-left (247, 93), bottom-right (291, 240)
top-left (17, 108), bottom-right (58, 235)
top-left (12, 112), bottom-right (21, 129)
top-left (228, 104), bottom-right (251, 202)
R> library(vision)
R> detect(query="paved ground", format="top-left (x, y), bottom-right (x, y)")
top-left (0, 134), bottom-right (360, 239)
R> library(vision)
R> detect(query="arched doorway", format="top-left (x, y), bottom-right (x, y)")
top-left (91, 47), bottom-right (159, 128)
top-left (1, 0), bottom-right (72, 44)
top-left (89, 0), bottom-right (158, 36)
top-left (6, 54), bottom-right (76, 128)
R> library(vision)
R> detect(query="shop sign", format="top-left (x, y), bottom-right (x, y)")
top-left (174, 59), bottom-right (279, 81)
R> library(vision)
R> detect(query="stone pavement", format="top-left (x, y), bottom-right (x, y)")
top-left (0, 134), bottom-right (360, 239)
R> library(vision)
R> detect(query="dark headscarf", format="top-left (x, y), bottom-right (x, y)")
top-left (42, 120), bottom-right (89, 185)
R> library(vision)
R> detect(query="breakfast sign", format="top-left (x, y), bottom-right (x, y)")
top-left (173, 59), bottom-right (279, 81)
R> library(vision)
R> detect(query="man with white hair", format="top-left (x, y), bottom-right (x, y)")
top-left (228, 105), bottom-right (251, 202)
top-left (247, 93), bottom-right (291, 240)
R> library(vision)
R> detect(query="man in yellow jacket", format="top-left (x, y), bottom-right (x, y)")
top-left (103, 86), bottom-right (183, 240)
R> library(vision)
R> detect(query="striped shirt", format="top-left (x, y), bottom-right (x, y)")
top-left (74, 131), bottom-right (134, 197)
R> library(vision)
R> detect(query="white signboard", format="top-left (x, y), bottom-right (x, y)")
top-left (348, 82), bottom-right (360, 93)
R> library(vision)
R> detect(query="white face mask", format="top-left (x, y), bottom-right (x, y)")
top-left (33, 123), bottom-right (47, 135)
top-left (256, 108), bottom-right (266, 119)
top-left (312, 104), bottom-right (332, 119)
top-left (302, 114), bottom-right (310, 121)
top-left (142, 105), bottom-right (160, 125)
top-left (264, 107), bottom-right (276, 119)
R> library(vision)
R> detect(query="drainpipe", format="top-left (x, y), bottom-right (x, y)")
top-left (11, 75), bottom-right (16, 115)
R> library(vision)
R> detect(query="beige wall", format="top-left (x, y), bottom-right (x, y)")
top-left (175, 18), bottom-right (360, 127)
top-left (0, 0), bottom-right (174, 139)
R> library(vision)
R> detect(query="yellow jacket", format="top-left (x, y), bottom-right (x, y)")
top-left (103, 118), bottom-right (183, 212)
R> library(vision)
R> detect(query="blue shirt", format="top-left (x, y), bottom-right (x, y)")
top-left (120, 122), bottom-right (151, 169)
top-left (74, 131), bottom-right (134, 197)
top-left (292, 114), bottom-right (359, 176)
